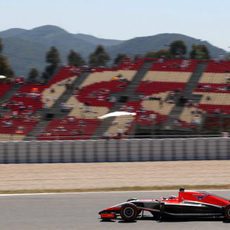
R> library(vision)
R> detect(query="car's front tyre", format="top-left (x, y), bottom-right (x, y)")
top-left (120, 203), bottom-right (138, 222)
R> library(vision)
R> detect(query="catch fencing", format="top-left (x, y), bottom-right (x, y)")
top-left (0, 137), bottom-right (229, 164)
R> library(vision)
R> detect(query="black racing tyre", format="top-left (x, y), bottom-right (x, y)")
top-left (224, 205), bottom-right (230, 220)
top-left (120, 203), bottom-right (138, 222)
top-left (151, 211), bottom-right (161, 220)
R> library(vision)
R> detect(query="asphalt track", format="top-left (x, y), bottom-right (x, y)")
top-left (0, 190), bottom-right (229, 230)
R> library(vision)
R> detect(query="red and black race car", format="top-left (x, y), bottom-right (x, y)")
top-left (99, 188), bottom-right (230, 222)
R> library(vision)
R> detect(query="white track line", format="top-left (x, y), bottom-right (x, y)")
top-left (0, 189), bottom-right (229, 197)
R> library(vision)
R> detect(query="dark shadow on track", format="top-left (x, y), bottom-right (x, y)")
top-left (100, 219), bottom-right (116, 222)
top-left (118, 220), bottom-right (137, 223)
top-left (116, 216), bottom-right (229, 224)
top-left (99, 215), bottom-right (230, 224)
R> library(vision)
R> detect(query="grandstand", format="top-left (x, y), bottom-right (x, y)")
top-left (0, 58), bottom-right (230, 140)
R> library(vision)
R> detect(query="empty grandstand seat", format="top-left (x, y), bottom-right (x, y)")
top-left (7, 83), bottom-right (44, 114)
top-left (151, 59), bottom-right (197, 72)
top-left (198, 104), bottom-right (230, 114)
top-left (205, 60), bottom-right (230, 73)
top-left (117, 57), bottom-right (144, 70)
top-left (196, 83), bottom-right (230, 93)
top-left (137, 81), bottom-right (185, 95)
top-left (47, 66), bottom-right (80, 86)
top-left (0, 117), bottom-right (38, 135)
top-left (122, 101), bottom-right (168, 126)
top-left (38, 117), bottom-right (100, 140)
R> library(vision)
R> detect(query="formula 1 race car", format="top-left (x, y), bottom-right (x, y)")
top-left (99, 188), bottom-right (230, 222)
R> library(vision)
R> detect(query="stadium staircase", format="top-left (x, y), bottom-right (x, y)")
top-left (92, 61), bottom-right (154, 138)
top-left (164, 62), bottom-right (207, 129)
top-left (48, 72), bottom-right (89, 119)
top-left (123, 61), bottom-right (154, 100)
top-left (25, 72), bottom-right (89, 140)
top-left (0, 83), bottom-right (21, 104)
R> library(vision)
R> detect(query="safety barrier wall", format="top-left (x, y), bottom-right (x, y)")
top-left (0, 137), bottom-right (229, 164)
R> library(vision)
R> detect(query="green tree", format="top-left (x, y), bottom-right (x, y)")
top-left (67, 50), bottom-right (85, 66)
top-left (89, 45), bottom-right (110, 67)
top-left (45, 65), bottom-right (56, 77)
top-left (28, 68), bottom-right (39, 82)
top-left (0, 38), bottom-right (14, 77)
top-left (114, 54), bottom-right (128, 65)
top-left (145, 49), bottom-right (172, 59)
top-left (46, 46), bottom-right (61, 66)
top-left (41, 71), bottom-right (49, 82)
top-left (169, 40), bottom-right (187, 57)
top-left (190, 45), bottom-right (210, 60)
top-left (0, 55), bottom-right (14, 78)
top-left (44, 46), bottom-right (61, 78)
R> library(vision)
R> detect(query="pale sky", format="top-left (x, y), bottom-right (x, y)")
top-left (0, 0), bottom-right (229, 50)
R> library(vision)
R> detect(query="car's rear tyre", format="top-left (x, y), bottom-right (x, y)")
top-left (151, 211), bottom-right (161, 220)
top-left (120, 203), bottom-right (138, 222)
top-left (224, 205), bottom-right (230, 220)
